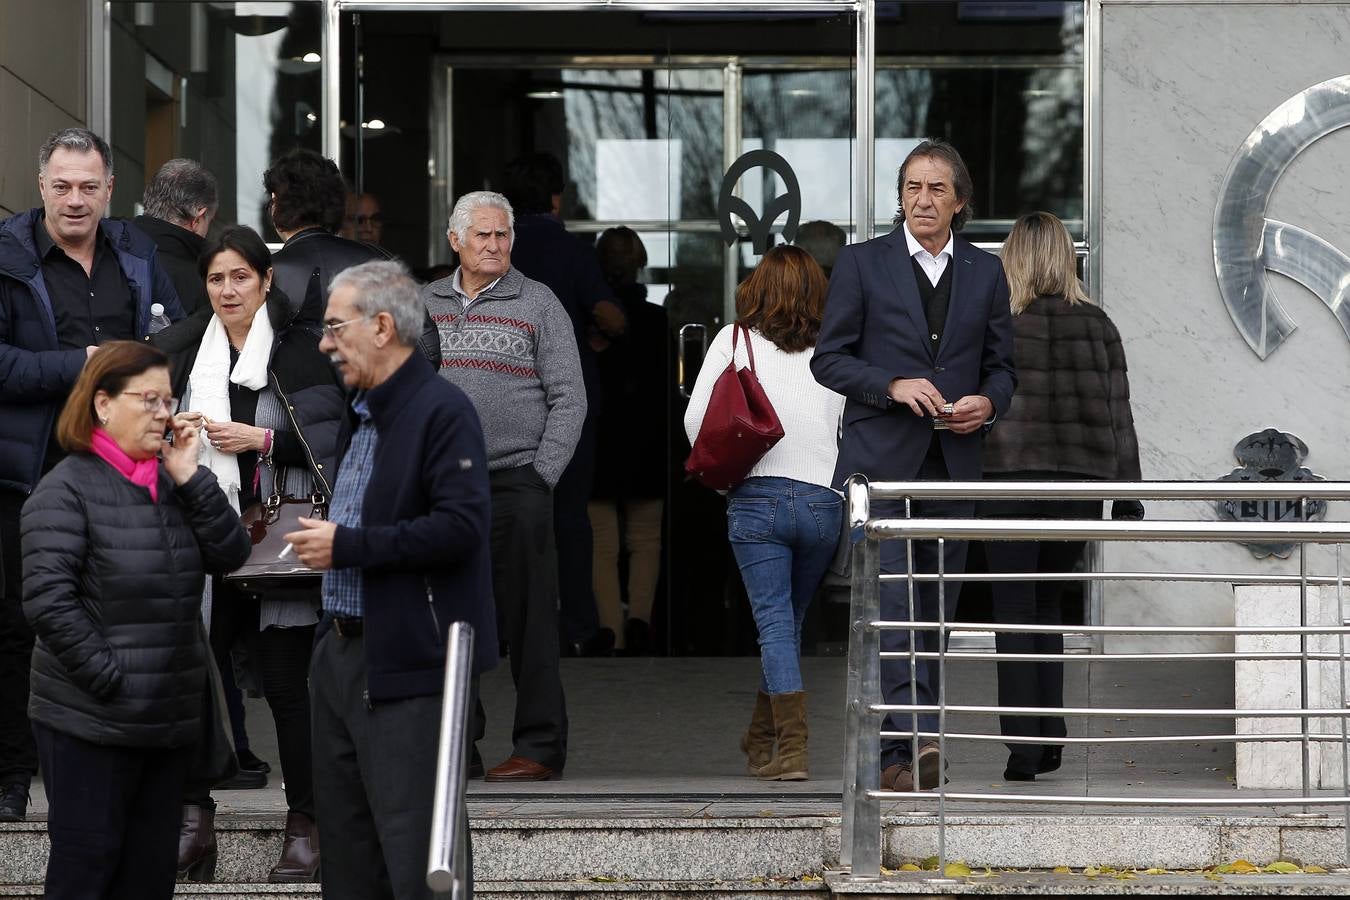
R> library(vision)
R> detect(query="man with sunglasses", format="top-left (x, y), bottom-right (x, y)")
top-left (0, 127), bottom-right (186, 822)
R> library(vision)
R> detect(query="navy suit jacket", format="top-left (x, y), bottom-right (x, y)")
top-left (811, 228), bottom-right (1016, 485)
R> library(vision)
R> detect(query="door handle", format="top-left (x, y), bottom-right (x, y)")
top-left (677, 323), bottom-right (707, 399)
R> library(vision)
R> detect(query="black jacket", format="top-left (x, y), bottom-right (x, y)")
top-left (272, 227), bottom-right (442, 368)
top-left (0, 209), bottom-right (186, 494)
top-left (133, 215), bottom-right (208, 315)
top-left (982, 295), bottom-right (1141, 481)
top-left (327, 352), bottom-right (498, 695)
top-left (153, 288), bottom-right (348, 496)
top-left (21, 459), bottom-right (249, 747)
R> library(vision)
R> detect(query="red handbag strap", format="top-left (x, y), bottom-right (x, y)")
top-left (732, 323), bottom-right (756, 372)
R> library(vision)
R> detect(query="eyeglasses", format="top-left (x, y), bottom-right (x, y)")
top-left (322, 315), bottom-right (372, 338)
top-left (121, 391), bottom-right (177, 414)
top-left (352, 213), bottom-right (383, 225)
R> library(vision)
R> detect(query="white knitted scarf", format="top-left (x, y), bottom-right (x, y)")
top-left (188, 308), bottom-right (274, 513)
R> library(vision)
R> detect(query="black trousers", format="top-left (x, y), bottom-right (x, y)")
top-left (34, 721), bottom-right (191, 900)
top-left (187, 579), bottom-right (315, 817)
top-left (983, 499), bottom-right (1096, 773)
top-left (553, 414), bottom-right (598, 645)
top-left (474, 465), bottom-right (568, 770)
top-left (876, 445), bottom-right (973, 769)
top-left (310, 627), bottom-right (471, 900)
top-left (0, 490), bottom-right (37, 789)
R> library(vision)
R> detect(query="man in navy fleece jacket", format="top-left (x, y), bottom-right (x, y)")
top-left (286, 259), bottom-right (495, 900)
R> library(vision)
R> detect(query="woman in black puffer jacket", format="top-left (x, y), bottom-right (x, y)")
top-left (981, 212), bottom-right (1143, 783)
top-left (21, 340), bottom-right (249, 900)
top-left (152, 225), bottom-right (347, 884)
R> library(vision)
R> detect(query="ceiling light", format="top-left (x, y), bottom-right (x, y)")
top-left (526, 90), bottom-right (565, 100)
top-left (364, 119), bottom-right (385, 130)
top-left (301, 51), bottom-right (321, 63)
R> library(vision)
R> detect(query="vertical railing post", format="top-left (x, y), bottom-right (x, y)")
top-left (1300, 500), bottom-right (1313, 811)
top-left (1337, 544), bottom-right (1350, 866)
top-left (840, 476), bottom-right (869, 869)
top-left (851, 531), bottom-right (883, 878)
top-left (935, 536), bottom-right (948, 875)
top-left (427, 623), bottom-right (475, 897)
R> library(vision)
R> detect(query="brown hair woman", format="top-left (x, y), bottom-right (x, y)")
top-left (20, 341), bottom-right (248, 899)
top-left (683, 245), bottom-right (845, 781)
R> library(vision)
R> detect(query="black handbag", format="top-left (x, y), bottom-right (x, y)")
top-left (223, 467), bottom-right (328, 592)
top-left (186, 621), bottom-right (238, 791)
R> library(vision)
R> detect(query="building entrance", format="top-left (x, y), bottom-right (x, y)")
top-left (101, 0), bottom-right (1088, 656)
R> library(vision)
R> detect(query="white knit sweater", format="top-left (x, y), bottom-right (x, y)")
top-left (683, 324), bottom-right (845, 490)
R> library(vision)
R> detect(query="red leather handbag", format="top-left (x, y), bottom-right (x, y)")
top-left (684, 324), bottom-right (785, 491)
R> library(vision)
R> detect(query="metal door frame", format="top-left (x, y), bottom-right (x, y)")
top-left (323, 0), bottom-right (874, 246)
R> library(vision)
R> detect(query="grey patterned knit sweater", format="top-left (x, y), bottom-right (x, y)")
top-left (422, 266), bottom-right (586, 486)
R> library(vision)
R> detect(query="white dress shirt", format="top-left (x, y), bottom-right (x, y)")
top-left (902, 221), bottom-right (955, 287)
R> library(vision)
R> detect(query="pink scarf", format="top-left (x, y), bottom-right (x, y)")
top-left (90, 428), bottom-right (160, 503)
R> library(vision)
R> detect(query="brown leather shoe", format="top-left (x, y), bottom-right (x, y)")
top-left (915, 741), bottom-right (944, 790)
top-left (880, 763), bottom-right (915, 792)
top-left (484, 755), bottom-right (559, 782)
top-left (177, 804), bottom-right (217, 882)
top-left (268, 810), bottom-right (320, 883)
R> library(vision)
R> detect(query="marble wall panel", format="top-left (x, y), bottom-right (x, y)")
top-left (1100, 2), bottom-right (1350, 652)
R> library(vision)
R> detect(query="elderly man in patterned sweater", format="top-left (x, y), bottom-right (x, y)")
top-left (422, 190), bottom-right (585, 782)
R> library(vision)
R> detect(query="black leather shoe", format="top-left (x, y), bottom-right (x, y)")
top-left (237, 749), bottom-right (272, 775)
top-left (565, 627), bottom-right (615, 658)
top-left (1038, 746), bottom-right (1063, 775)
top-left (215, 767), bottom-right (268, 790)
top-left (0, 784), bottom-right (28, 823)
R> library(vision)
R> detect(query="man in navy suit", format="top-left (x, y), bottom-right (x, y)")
top-left (811, 140), bottom-right (1016, 793)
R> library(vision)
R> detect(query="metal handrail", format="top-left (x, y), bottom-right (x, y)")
top-left (839, 475), bottom-right (1350, 881)
top-left (427, 622), bottom-right (475, 898)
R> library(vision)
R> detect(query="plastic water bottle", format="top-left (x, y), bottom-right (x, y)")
top-left (148, 302), bottom-right (172, 335)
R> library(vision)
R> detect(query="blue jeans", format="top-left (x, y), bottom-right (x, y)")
top-left (727, 477), bottom-right (843, 694)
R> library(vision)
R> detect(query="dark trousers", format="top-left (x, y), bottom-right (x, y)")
top-left (877, 448), bottom-right (973, 769)
top-left (187, 580), bottom-right (315, 817)
top-left (310, 627), bottom-right (471, 900)
top-left (34, 721), bottom-right (191, 900)
top-left (982, 499), bottom-right (1095, 773)
top-left (554, 414), bottom-right (598, 645)
top-left (474, 465), bottom-right (568, 770)
top-left (0, 490), bottom-right (37, 789)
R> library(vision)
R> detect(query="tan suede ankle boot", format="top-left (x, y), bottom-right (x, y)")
top-left (758, 691), bottom-right (808, 781)
top-left (739, 689), bottom-right (776, 775)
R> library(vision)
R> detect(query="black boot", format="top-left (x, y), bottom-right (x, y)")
top-left (177, 804), bottom-right (218, 882)
top-left (0, 783), bottom-right (29, 823)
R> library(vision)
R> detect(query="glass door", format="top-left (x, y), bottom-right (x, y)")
top-left (340, 5), bottom-right (857, 656)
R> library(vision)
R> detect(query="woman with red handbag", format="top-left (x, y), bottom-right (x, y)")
top-left (683, 245), bottom-right (845, 781)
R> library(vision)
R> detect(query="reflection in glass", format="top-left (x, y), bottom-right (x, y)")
top-left (875, 0), bottom-right (1083, 240)
top-left (108, 1), bottom-right (322, 233)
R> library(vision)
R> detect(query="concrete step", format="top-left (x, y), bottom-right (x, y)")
top-left (3, 810), bottom-right (1348, 888)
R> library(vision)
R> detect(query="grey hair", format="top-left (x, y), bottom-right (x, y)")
top-left (447, 191), bottom-right (514, 244)
top-left (328, 260), bottom-right (425, 347)
top-left (142, 159), bottom-right (218, 226)
top-left (38, 128), bottom-right (114, 178)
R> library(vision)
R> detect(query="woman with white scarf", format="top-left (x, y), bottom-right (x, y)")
top-left (153, 225), bottom-right (346, 885)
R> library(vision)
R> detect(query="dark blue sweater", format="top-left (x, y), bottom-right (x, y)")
top-left (328, 351), bottom-right (498, 697)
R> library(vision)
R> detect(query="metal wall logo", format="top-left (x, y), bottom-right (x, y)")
top-left (1212, 75), bottom-right (1350, 359)
top-left (1215, 428), bottom-right (1326, 559)
top-left (717, 149), bottom-right (801, 255)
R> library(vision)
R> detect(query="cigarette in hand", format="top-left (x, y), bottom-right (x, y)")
top-left (278, 543), bottom-right (295, 560)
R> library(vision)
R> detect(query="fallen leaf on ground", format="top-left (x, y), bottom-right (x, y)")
top-left (1051, 866), bottom-right (1071, 874)
top-left (1142, 868), bottom-right (1168, 875)
top-left (1306, 865), bottom-right (1328, 874)
top-left (1263, 861), bottom-right (1301, 874)
top-left (899, 863), bottom-right (921, 872)
top-left (943, 862), bottom-right (972, 877)
top-left (801, 874), bottom-right (823, 883)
